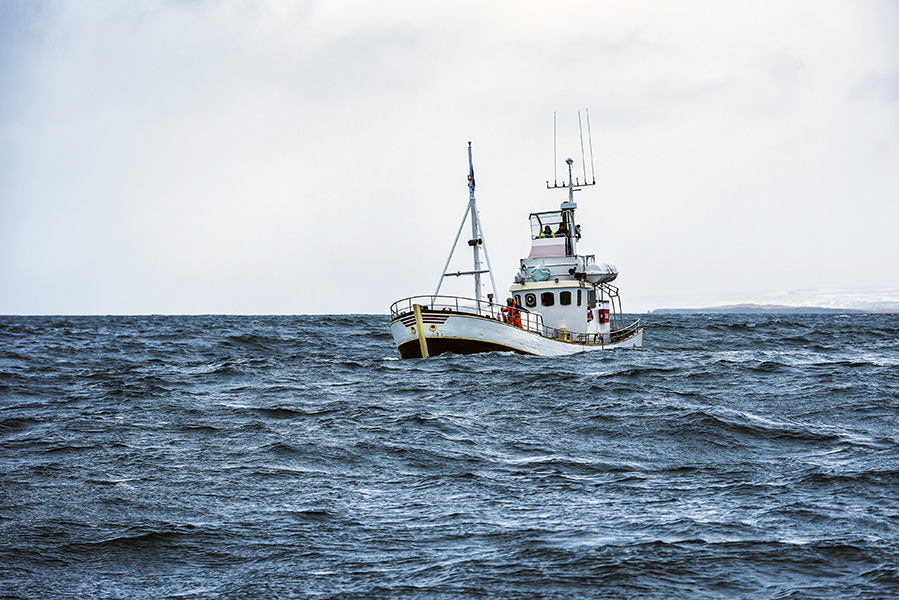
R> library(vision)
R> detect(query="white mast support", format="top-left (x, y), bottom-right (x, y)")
top-left (566, 158), bottom-right (576, 204)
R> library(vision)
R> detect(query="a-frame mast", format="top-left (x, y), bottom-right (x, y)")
top-left (434, 142), bottom-right (499, 304)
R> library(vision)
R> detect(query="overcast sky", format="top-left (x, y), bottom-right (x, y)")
top-left (2, 1), bottom-right (897, 314)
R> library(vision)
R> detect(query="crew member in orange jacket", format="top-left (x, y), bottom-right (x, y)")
top-left (503, 297), bottom-right (523, 328)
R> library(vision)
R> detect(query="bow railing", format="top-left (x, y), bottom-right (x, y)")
top-left (390, 295), bottom-right (641, 346)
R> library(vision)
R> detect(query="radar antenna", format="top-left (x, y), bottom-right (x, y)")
top-left (546, 109), bottom-right (596, 207)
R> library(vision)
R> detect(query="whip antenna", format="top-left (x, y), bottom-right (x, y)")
top-left (578, 110), bottom-right (587, 185)
top-left (586, 108), bottom-right (596, 184)
top-left (553, 111), bottom-right (558, 186)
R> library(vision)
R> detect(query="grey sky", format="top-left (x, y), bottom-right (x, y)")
top-left (2, 1), bottom-right (897, 314)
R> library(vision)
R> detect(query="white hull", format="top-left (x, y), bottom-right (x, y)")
top-left (389, 309), bottom-right (642, 358)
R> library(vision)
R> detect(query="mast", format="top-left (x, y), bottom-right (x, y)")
top-left (468, 143), bottom-right (482, 301)
top-left (434, 143), bottom-right (499, 303)
top-left (545, 111), bottom-right (597, 254)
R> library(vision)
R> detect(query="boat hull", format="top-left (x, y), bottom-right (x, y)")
top-left (389, 309), bottom-right (642, 358)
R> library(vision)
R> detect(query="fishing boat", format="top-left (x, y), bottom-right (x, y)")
top-left (389, 128), bottom-right (643, 358)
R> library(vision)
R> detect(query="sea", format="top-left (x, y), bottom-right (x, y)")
top-left (1, 313), bottom-right (897, 599)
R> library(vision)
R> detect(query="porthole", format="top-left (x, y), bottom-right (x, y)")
top-left (429, 324), bottom-right (437, 332)
top-left (541, 292), bottom-right (554, 307)
top-left (560, 291), bottom-right (571, 306)
top-left (524, 293), bottom-right (537, 308)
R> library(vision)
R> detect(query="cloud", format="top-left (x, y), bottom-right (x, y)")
top-left (2, 1), bottom-right (898, 314)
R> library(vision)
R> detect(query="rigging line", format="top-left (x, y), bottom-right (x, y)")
top-left (578, 110), bottom-right (587, 184)
top-left (434, 201), bottom-right (473, 296)
top-left (586, 108), bottom-right (596, 183)
top-left (474, 209), bottom-right (499, 302)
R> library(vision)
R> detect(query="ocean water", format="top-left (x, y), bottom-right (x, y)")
top-left (1, 313), bottom-right (897, 599)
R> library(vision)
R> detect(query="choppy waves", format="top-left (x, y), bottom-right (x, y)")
top-left (1, 314), bottom-right (898, 599)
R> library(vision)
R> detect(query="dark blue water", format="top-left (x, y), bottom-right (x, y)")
top-left (1, 314), bottom-right (897, 599)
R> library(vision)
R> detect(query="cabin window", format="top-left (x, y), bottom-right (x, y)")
top-left (524, 293), bottom-right (536, 308)
top-left (530, 211), bottom-right (565, 240)
top-left (588, 289), bottom-right (597, 307)
top-left (541, 292), bottom-right (554, 307)
top-left (560, 291), bottom-right (571, 306)
top-left (514, 294), bottom-right (522, 307)
top-left (577, 289), bottom-right (582, 306)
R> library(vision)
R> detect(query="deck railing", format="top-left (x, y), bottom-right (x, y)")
top-left (390, 295), bottom-right (640, 346)
top-left (390, 295), bottom-right (547, 336)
